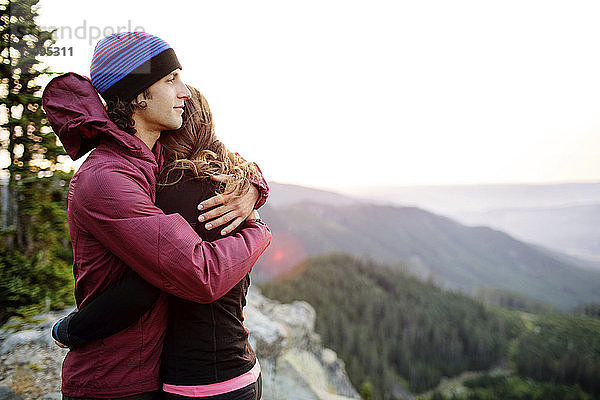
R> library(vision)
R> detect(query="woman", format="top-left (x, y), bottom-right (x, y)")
top-left (53, 86), bottom-right (266, 400)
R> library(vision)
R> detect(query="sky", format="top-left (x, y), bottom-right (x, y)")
top-left (31, 0), bottom-right (600, 190)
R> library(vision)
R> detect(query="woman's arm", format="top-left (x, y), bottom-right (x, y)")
top-left (53, 267), bottom-right (160, 347)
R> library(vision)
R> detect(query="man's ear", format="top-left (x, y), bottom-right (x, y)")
top-left (131, 94), bottom-right (147, 110)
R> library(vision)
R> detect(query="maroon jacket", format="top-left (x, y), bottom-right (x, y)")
top-left (41, 73), bottom-right (271, 398)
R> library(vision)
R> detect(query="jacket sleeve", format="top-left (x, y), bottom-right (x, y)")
top-left (73, 166), bottom-right (271, 303)
top-left (230, 151), bottom-right (269, 209)
top-left (250, 161), bottom-right (269, 210)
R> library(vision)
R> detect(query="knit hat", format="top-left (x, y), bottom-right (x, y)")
top-left (90, 32), bottom-right (182, 102)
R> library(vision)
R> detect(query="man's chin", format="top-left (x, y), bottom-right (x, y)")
top-left (164, 119), bottom-right (183, 131)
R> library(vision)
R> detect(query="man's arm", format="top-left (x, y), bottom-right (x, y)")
top-left (54, 177), bottom-right (263, 348)
top-left (247, 160), bottom-right (269, 209)
top-left (227, 151), bottom-right (269, 210)
top-left (54, 216), bottom-right (265, 349)
top-left (74, 165), bottom-right (271, 304)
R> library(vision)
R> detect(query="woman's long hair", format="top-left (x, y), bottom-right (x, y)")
top-left (158, 85), bottom-right (258, 197)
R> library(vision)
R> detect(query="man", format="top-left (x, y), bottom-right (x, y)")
top-left (41, 32), bottom-right (271, 399)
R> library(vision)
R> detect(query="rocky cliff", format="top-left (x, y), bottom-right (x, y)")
top-left (0, 287), bottom-right (360, 400)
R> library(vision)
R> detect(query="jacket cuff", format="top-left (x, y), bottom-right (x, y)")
top-left (249, 162), bottom-right (269, 210)
top-left (53, 311), bottom-right (88, 348)
top-left (52, 317), bottom-right (70, 346)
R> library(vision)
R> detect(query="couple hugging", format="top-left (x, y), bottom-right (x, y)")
top-left (42, 31), bottom-right (271, 400)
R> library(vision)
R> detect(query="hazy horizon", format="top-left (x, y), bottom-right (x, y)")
top-left (279, 177), bottom-right (600, 192)
top-left (12, 0), bottom-right (600, 189)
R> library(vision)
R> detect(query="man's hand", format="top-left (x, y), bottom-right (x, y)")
top-left (247, 210), bottom-right (260, 221)
top-left (197, 174), bottom-right (260, 236)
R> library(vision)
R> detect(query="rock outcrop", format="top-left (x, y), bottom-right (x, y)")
top-left (246, 287), bottom-right (360, 400)
top-left (0, 289), bottom-right (360, 400)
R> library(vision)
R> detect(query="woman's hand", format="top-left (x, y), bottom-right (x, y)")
top-left (197, 174), bottom-right (259, 236)
top-left (52, 317), bottom-right (70, 348)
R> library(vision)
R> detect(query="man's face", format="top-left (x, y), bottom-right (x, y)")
top-left (133, 69), bottom-right (191, 132)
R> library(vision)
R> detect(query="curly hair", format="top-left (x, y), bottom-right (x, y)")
top-left (105, 88), bottom-right (152, 135)
top-left (158, 85), bottom-right (258, 198)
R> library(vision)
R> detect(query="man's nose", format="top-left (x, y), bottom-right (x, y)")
top-left (179, 83), bottom-right (191, 100)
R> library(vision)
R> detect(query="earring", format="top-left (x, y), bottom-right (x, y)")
top-left (138, 100), bottom-right (147, 108)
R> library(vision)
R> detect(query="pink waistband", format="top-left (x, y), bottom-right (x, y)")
top-left (162, 360), bottom-right (261, 397)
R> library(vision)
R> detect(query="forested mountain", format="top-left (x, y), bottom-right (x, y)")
top-left (256, 201), bottom-right (600, 310)
top-left (260, 253), bottom-right (600, 400)
top-left (332, 181), bottom-right (600, 267)
top-left (268, 181), bottom-right (600, 267)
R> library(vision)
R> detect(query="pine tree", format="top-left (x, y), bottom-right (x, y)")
top-left (1, 0), bottom-right (66, 246)
top-left (0, 0), bottom-right (74, 323)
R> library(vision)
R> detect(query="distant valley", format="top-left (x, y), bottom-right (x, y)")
top-left (336, 181), bottom-right (600, 267)
top-left (256, 182), bottom-right (600, 311)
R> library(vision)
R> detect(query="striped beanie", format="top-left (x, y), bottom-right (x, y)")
top-left (90, 32), bottom-right (182, 102)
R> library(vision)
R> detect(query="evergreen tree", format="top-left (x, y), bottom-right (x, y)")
top-left (261, 253), bottom-right (522, 399)
top-left (0, 0), bottom-right (74, 323)
top-left (1, 0), bottom-right (65, 242)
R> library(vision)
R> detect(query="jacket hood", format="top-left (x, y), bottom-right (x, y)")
top-left (42, 72), bottom-right (161, 163)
